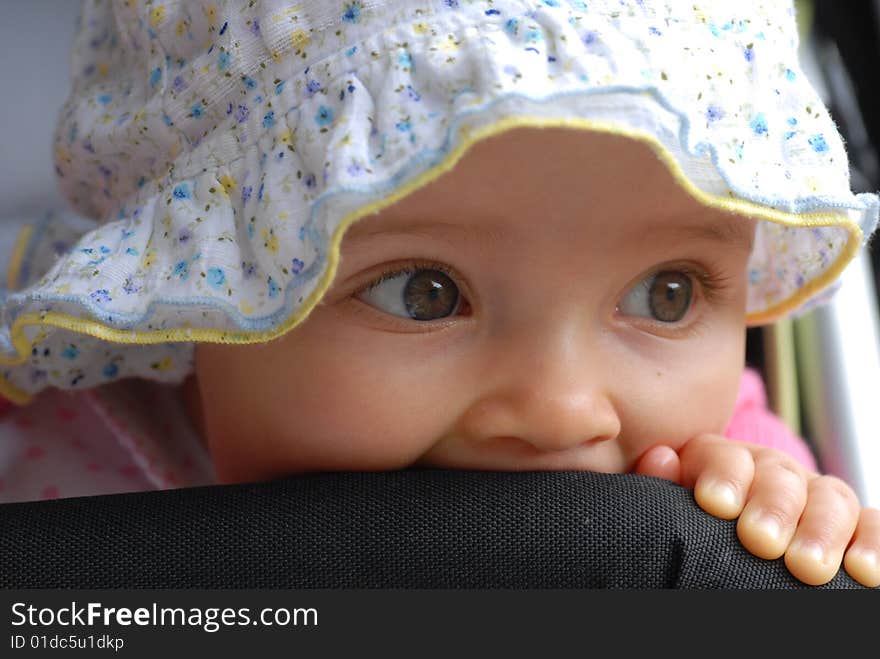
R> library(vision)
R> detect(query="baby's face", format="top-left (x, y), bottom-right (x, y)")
top-left (193, 128), bottom-right (755, 483)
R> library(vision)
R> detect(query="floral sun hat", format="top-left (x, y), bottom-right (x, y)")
top-left (1, 0), bottom-right (877, 404)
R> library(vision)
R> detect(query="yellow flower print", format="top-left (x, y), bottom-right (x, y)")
top-left (151, 357), bottom-right (174, 372)
top-left (290, 29), bottom-right (310, 53)
top-left (54, 146), bottom-right (71, 166)
top-left (219, 174), bottom-right (237, 197)
top-left (144, 248), bottom-right (157, 268)
top-left (413, 22), bottom-right (429, 35)
top-left (149, 5), bottom-right (166, 28)
top-left (262, 227), bottom-right (279, 253)
top-left (204, 4), bottom-right (217, 28)
top-left (439, 35), bottom-right (460, 52)
top-left (239, 300), bottom-right (254, 314)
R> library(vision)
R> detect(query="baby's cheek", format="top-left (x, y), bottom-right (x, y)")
top-left (619, 355), bottom-right (742, 465)
top-left (252, 343), bottom-right (448, 473)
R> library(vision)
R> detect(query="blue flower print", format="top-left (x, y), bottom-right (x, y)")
top-left (342, 2), bottom-right (362, 23)
top-left (97, 93), bottom-right (113, 106)
top-left (291, 258), bottom-right (305, 274)
top-left (218, 50), bottom-right (232, 71)
top-left (750, 113), bottom-right (768, 136)
top-left (315, 105), bottom-right (335, 127)
top-left (235, 104), bottom-right (250, 123)
top-left (743, 43), bottom-right (754, 62)
top-left (406, 85), bottom-right (421, 101)
top-left (207, 267), bottom-right (226, 289)
top-left (172, 75), bottom-right (187, 93)
top-left (446, 0), bottom-right (460, 7)
top-left (525, 29), bottom-right (543, 42)
top-left (125, 247), bottom-right (139, 256)
top-left (263, 111), bottom-right (275, 128)
top-left (808, 134), bottom-right (829, 153)
top-left (61, 345), bottom-right (79, 360)
top-left (242, 261), bottom-right (258, 278)
top-left (179, 228), bottom-right (192, 243)
top-left (706, 105), bottom-right (724, 122)
top-left (306, 79), bottom-right (322, 96)
top-left (149, 67), bottom-right (162, 87)
top-left (122, 278), bottom-right (138, 294)
top-left (785, 68), bottom-right (796, 81)
top-left (103, 362), bottom-right (119, 378)
top-left (173, 261), bottom-right (189, 280)
top-left (90, 289), bottom-right (112, 304)
top-left (241, 185), bottom-right (253, 205)
top-left (173, 183), bottom-right (191, 199)
top-left (275, 81), bottom-right (285, 95)
top-left (268, 277), bottom-right (280, 298)
top-left (190, 103), bottom-right (204, 118)
top-left (398, 51), bottom-right (413, 69)
top-left (243, 75), bottom-right (257, 90)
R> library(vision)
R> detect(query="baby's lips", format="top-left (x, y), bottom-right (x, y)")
top-left (0, 395), bottom-right (14, 418)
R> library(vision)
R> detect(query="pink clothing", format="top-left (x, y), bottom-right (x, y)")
top-left (723, 367), bottom-right (818, 472)
top-left (0, 367), bottom-right (815, 503)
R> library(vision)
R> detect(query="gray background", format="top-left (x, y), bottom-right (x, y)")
top-left (0, 0), bottom-right (82, 223)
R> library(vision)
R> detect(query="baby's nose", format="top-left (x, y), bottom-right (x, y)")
top-left (459, 327), bottom-right (622, 452)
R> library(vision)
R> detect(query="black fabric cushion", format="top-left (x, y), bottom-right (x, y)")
top-left (0, 470), bottom-right (868, 588)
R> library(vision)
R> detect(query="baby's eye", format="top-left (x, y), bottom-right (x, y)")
top-left (618, 270), bottom-right (694, 323)
top-left (356, 268), bottom-right (462, 321)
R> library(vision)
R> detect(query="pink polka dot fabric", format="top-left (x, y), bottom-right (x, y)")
top-left (0, 380), bottom-right (213, 503)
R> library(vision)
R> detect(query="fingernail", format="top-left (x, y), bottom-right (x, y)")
top-left (850, 548), bottom-right (879, 571)
top-left (703, 480), bottom-right (740, 512)
top-left (790, 539), bottom-right (828, 566)
top-left (744, 510), bottom-right (782, 543)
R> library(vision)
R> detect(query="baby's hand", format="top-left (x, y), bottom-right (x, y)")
top-left (634, 434), bottom-right (880, 587)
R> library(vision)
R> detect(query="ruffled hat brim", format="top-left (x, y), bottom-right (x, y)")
top-left (2, 0), bottom-right (876, 402)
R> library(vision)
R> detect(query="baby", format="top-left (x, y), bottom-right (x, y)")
top-left (1, 0), bottom-right (879, 588)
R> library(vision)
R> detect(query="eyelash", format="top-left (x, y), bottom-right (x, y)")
top-left (360, 259), bottom-right (462, 296)
top-left (616, 263), bottom-right (732, 338)
top-left (352, 259), bottom-right (732, 334)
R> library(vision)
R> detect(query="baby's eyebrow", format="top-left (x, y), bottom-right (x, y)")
top-left (343, 218), bottom-right (505, 248)
top-left (663, 219), bottom-right (756, 250)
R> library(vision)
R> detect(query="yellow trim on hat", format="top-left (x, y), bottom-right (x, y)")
top-left (5, 223), bottom-right (33, 291)
top-left (0, 115), bottom-right (863, 404)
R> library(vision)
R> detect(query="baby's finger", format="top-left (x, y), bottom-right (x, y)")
top-left (632, 445), bottom-right (681, 483)
top-left (843, 507), bottom-right (880, 588)
top-left (784, 475), bottom-right (860, 586)
top-left (679, 434), bottom-right (754, 519)
top-left (736, 453), bottom-right (808, 560)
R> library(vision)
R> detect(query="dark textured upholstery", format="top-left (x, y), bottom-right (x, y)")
top-left (0, 470), bottom-right (868, 588)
